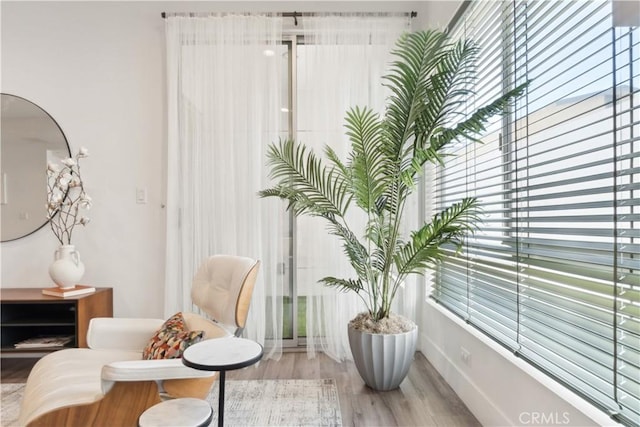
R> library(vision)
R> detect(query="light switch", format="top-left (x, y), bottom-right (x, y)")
top-left (136, 188), bottom-right (148, 204)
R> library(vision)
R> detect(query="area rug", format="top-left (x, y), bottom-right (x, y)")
top-left (1, 379), bottom-right (342, 427)
top-left (1, 383), bottom-right (23, 427)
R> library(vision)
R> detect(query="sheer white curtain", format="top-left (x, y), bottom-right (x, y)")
top-left (298, 14), bottom-right (412, 360)
top-left (164, 14), bottom-right (286, 359)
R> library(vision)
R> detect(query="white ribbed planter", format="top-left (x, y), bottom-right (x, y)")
top-left (348, 322), bottom-right (418, 391)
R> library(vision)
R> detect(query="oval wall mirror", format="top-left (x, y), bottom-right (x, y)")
top-left (1, 94), bottom-right (71, 242)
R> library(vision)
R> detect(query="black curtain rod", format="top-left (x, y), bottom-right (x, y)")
top-left (161, 11), bottom-right (418, 23)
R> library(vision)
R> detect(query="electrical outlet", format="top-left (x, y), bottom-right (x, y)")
top-left (460, 347), bottom-right (471, 365)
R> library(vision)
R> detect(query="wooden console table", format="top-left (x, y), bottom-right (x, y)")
top-left (0, 287), bottom-right (113, 356)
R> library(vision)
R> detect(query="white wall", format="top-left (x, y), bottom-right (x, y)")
top-left (0, 1), bottom-right (459, 318)
top-left (1, 1), bottom-right (168, 317)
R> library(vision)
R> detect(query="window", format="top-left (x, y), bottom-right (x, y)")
top-left (432, 1), bottom-right (639, 425)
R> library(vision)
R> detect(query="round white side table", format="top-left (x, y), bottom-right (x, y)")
top-left (138, 397), bottom-right (212, 427)
top-left (182, 337), bottom-right (263, 427)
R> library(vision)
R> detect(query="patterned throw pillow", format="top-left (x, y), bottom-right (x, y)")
top-left (142, 312), bottom-right (205, 360)
top-left (160, 311), bottom-right (188, 332)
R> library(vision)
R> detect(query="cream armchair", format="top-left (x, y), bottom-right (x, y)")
top-left (18, 255), bottom-right (260, 427)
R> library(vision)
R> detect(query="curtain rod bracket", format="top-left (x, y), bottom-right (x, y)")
top-left (293, 11), bottom-right (298, 26)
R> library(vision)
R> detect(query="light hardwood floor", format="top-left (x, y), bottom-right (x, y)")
top-left (1, 352), bottom-right (480, 426)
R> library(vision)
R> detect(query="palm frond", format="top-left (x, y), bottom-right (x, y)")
top-left (383, 30), bottom-right (449, 161)
top-left (325, 145), bottom-right (350, 184)
top-left (319, 276), bottom-right (366, 294)
top-left (259, 139), bottom-right (351, 217)
top-left (398, 146), bottom-right (441, 189)
top-left (411, 39), bottom-right (479, 154)
top-left (345, 106), bottom-right (391, 214)
top-left (375, 180), bottom-right (403, 215)
top-left (394, 198), bottom-right (480, 277)
top-left (429, 82), bottom-right (529, 155)
top-left (323, 215), bottom-right (371, 281)
top-left (258, 187), bottom-right (302, 213)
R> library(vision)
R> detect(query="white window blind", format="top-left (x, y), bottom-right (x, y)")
top-left (431, 1), bottom-right (639, 425)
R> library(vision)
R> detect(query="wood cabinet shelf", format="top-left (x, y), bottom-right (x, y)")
top-left (0, 287), bottom-right (113, 356)
top-left (1, 345), bottom-right (76, 353)
top-left (2, 321), bottom-right (76, 326)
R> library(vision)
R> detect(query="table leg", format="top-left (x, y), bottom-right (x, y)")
top-left (218, 370), bottom-right (225, 427)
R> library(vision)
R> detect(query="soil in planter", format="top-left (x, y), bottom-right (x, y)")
top-left (349, 312), bottom-right (415, 334)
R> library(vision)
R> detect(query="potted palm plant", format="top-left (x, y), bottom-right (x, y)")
top-left (260, 29), bottom-right (527, 390)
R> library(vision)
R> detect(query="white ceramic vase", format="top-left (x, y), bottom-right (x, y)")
top-left (49, 245), bottom-right (85, 289)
